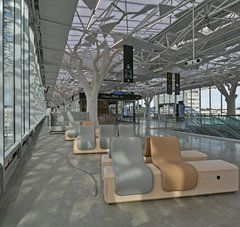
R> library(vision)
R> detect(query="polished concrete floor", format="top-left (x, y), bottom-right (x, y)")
top-left (0, 121), bottom-right (240, 227)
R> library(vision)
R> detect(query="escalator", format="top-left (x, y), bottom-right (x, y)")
top-left (184, 115), bottom-right (240, 140)
top-left (184, 116), bottom-right (227, 138)
top-left (210, 115), bottom-right (240, 139)
top-left (217, 115), bottom-right (240, 126)
top-left (159, 113), bottom-right (240, 140)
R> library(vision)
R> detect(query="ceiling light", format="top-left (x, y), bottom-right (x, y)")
top-left (153, 67), bottom-right (163, 73)
top-left (110, 38), bottom-right (124, 49)
top-left (86, 0), bottom-right (101, 30)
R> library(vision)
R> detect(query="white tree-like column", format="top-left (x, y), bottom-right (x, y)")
top-left (63, 40), bottom-right (119, 125)
top-left (213, 77), bottom-right (239, 115)
top-left (144, 96), bottom-right (154, 120)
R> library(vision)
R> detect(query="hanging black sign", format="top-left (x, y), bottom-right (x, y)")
top-left (167, 72), bottom-right (172, 95)
top-left (175, 73), bottom-right (180, 95)
top-left (123, 45), bottom-right (133, 83)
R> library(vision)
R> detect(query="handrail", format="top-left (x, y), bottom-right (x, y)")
top-left (183, 114), bottom-right (240, 139)
top-left (211, 115), bottom-right (240, 139)
top-left (224, 116), bottom-right (240, 125)
top-left (185, 116), bottom-right (211, 135)
top-left (157, 114), bottom-right (240, 139)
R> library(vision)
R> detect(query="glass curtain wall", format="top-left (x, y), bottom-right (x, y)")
top-left (1, 0), bottom-right (46, 153)
top-left (23, 1), bottom-right (30, 132)
top-left (3, 0), bottom-right (15, 150)
top-left (21, 0), bottom-right (29, 135)
top-left (134, 85), bottom-right (240, 119)
top-left (158, 85), bottom-right (240, 117)
top-left (29, 28), bottom-right (45, 129)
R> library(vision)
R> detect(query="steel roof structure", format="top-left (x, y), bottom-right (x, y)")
top-left (50, 0), bottom-right (240, 104)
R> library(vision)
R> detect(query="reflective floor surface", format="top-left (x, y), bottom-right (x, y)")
top-left (0, 120), bottom-right (239, 227)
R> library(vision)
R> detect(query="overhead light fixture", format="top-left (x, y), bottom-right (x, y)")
top-left (150, 55), bottom-right (161, 62)
top-left (86, 0), bottom-right (101, 30)
top-left (86, 14), bottom-right (95, 30)
top-left (110, 38), bottom-right (124, 49)
top-left (153, 67), bottom-right (163, 73)
top-left (176, 59), bottom-right (188, 64)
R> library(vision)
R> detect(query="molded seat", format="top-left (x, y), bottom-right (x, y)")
top-left (77, 126), bottom-right (96, 150)
top-left (67, 129), bottom-right (79, 138)
top-left (111, 137), bottom-right (153, 196)
top-left (100, 125), bottom-right (117, 149)
top-left (67, 121), bottom-right (80, 138)
top-left (118, 124), bottom-right (135, 137)
top-left (150, 136), bottom-right (198, 191)
top-left (65, 121), bottom-right (80, 140)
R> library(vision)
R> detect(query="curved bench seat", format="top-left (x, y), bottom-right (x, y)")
top-left (103, 160), bottom-right (239, 203)
top-left (101, 149), bottom-right (208, 180)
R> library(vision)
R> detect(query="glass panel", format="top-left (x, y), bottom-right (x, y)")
top-left (183, 90), bottom-right (192, 115)
top-left (3, 0), bottom-right (15, 150)
top-left (29, 32), bottom-right (45, 127)
top-left (21, 0), bottom-right (25, 135)
top-left (201, 87), bottom-right (210, 115)
top-left (29, 35), bottom-right (37, 129)
top-left (210, 86), bottom-right (221, 115)
top-left (24, 3), bottom-right (30, 131)
top-left (183, 89), bottom-right (191, 107)
top-left (159, 94), bottom-right (164, 104)
top-left (165, 94), bottom-right (170, 103)
top-left (222, 93), bottom-right (227, 115)
top-left (176, 90), bottom-right (184, 103)
top-left (192, 89), bottom-right (200, 113)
